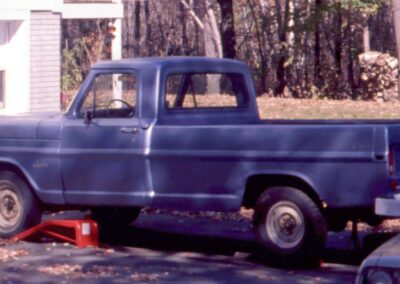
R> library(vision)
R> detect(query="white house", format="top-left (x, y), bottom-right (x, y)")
top-left (0, 0), bottom-right (123, 114)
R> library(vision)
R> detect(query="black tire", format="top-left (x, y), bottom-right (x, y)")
top-left (91, 207), bottom-right (141, 228)
top-left (253, 187), bottom-right (327, 267)
top-left (0, 171), bottom-right (41, 238)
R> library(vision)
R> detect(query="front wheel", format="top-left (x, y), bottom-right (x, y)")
top-left (253, 187), bottom-right (327, 267)
top-left (0, 171), bottom-right (41, 238)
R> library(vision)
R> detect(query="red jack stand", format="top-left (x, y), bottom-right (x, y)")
top-left (12, 219), bottom-right (99, 248)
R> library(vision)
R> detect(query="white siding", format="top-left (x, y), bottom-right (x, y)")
top-left (0, 21), bottom-right (30, 114)
top-left (30, 11), bottom-right (61, 112)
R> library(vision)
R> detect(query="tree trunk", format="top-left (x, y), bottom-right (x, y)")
top-left (273, 0), bottom-right (290, 96)
top-left (181, 0), bottom-right (222, 91)
top-left (392, 0), bottom-right (400, 98)
top-left (144, 0), bottom-right (152, 54)
top-left (346, 6), bottom-right (356, 98)
top-left (334, 4), bottom-right (342, 78)
top-left (275, 56), bottom-right (287, 96)
top-left (314, 0), bottom-right (322, 87)
top-left (123, 1), bottom-right (134, 58)
top-left (240, 6), bottom-right (258, 61)
top-left (134, 1), bottom-right (141, 56)
top-left (363, 17), bottom-right (370, 52)
top-left (204, 0), bottom-right (222, 93)
top-left (180, 0), bottom-right (204, 29)
top-left (179, 2), bottom-right (189, 55)
top-left (179, 1), bottom-right (189, 54)
top-left (285, 0), bottom-right (295, 88)
top-left (333, 3), bottom-right (342, 94)
top-left (180, 0), bottom-right (222, 58)
top-left (192, 0), bottom-right (200, 55)
top-left (204, 0), bottom-right (223, 58)
top-left (217, 0), bottom-right (236, 59)
top-left (248, 0), bottom-right (268, 93)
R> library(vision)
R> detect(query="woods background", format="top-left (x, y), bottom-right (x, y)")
top-left (61, 0), bottom-right (397, 101)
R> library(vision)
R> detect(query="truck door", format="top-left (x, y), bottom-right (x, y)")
top-left (60, 71), bottom-right (148, 206)
top-left (150, 71), bottom-right (253, 211)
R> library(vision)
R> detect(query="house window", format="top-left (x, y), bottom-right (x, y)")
top-left (0, 71), bottom-right (4, 108)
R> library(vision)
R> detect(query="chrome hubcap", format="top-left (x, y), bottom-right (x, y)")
top-left (266, 201), bottom-right (305, 249)
top-left (0, 187), bottom-right (21, 229)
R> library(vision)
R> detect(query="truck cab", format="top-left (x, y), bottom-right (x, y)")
top-left (61, 57), bottom-right (258, 208)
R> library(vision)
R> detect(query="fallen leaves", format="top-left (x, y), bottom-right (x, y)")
top-left (37, 264), bottom-right (119, 278)
top-left (0, 248), bottom-right (27, 262)
top-left (143, 207), bottom-right (254, 223)
top-left (85, 265), bottom-right (118, 277)
top-left (0, 239), bottom-right (16, 247)
top-left (37, 264), bottom-right (82, 276)
top-left (35, 263), bottom-right (170, 282)
top-left (347, 219), bottom-right (400, 234)
top-left (130, 272), bottom-right (169, 282)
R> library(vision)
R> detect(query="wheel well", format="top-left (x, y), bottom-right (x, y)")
top-left (243, 174), bottom-right (323, 210)
top-left (0, 162), bottom-right (42, 204)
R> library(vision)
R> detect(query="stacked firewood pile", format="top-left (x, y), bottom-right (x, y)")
top-left (359, 51), bottom-right (398, 101)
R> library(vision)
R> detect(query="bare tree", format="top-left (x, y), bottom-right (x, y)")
top-left (204, 0), bottom-right (223, 58)
top-left (362, 12), bottom-right (371, 52)
top-left (180, 0), bottom-right (222, 58)
top-left (144, 0), bottom-right (152, 54)
top-left (134, 0), bottom-right (141, 56)
top-left (62, 0), bottom-right (397, 100)
top-left (273, 0), bottom-right (293, 96)
top-left (314, 0), bottom-right (322, 86)
top-left (393, 0), bottom-right (400, 97)
top-left (217, 0), bottom-right (236, 58)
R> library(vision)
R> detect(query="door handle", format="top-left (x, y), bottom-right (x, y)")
top-left (120, 127), bottom-right (138, 134)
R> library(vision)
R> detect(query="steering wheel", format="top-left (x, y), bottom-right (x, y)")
top-left (106, 99), bottom-right (135, 117)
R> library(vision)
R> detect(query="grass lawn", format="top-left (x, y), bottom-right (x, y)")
top-left (258, 97), bottom-right (400, 120)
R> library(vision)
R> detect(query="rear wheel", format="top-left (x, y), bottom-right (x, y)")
top-left (253, 187), bottom-right (327, 267)
top-left (91, 207), bottom-right (141, 228)
top-left (0, 171), bottom-right (41, 238)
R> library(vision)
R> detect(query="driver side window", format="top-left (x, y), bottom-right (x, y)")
top-left (80, 73), bottom-right (137, 119)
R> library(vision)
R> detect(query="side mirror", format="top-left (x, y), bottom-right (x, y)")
top-left (83, 110), bottom-right (93, 125)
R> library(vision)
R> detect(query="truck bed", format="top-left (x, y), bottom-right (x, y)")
top-left (261, 119), bottom-right (400, 125)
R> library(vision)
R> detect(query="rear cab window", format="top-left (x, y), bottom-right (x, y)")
top-left (165, 73), bottom-right (249, 110)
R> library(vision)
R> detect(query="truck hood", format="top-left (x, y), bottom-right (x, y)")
top-left (0, 112), bottom-right (63, 140)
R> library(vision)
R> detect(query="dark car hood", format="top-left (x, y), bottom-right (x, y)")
top-left (0, 112), bottom-right (63, 140)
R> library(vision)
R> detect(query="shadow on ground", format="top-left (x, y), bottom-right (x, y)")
top-left (97, 212), bottom-right (395, 268)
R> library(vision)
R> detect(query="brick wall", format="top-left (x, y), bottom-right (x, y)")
top-left (30, 12), bottom-right (61, 112)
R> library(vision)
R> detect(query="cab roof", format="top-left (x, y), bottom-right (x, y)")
top-left (92, 56), bottom-right (247, 71)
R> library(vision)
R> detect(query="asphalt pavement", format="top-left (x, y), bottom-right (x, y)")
top-left (0, 210), bottom-right (386, 283)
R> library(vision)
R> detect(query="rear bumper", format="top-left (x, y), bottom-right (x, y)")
top-left (375, 196), bottom-right (400, 216)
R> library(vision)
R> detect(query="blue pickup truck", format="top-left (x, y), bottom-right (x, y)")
top-left (0, 57), bottom-right (398, 266)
